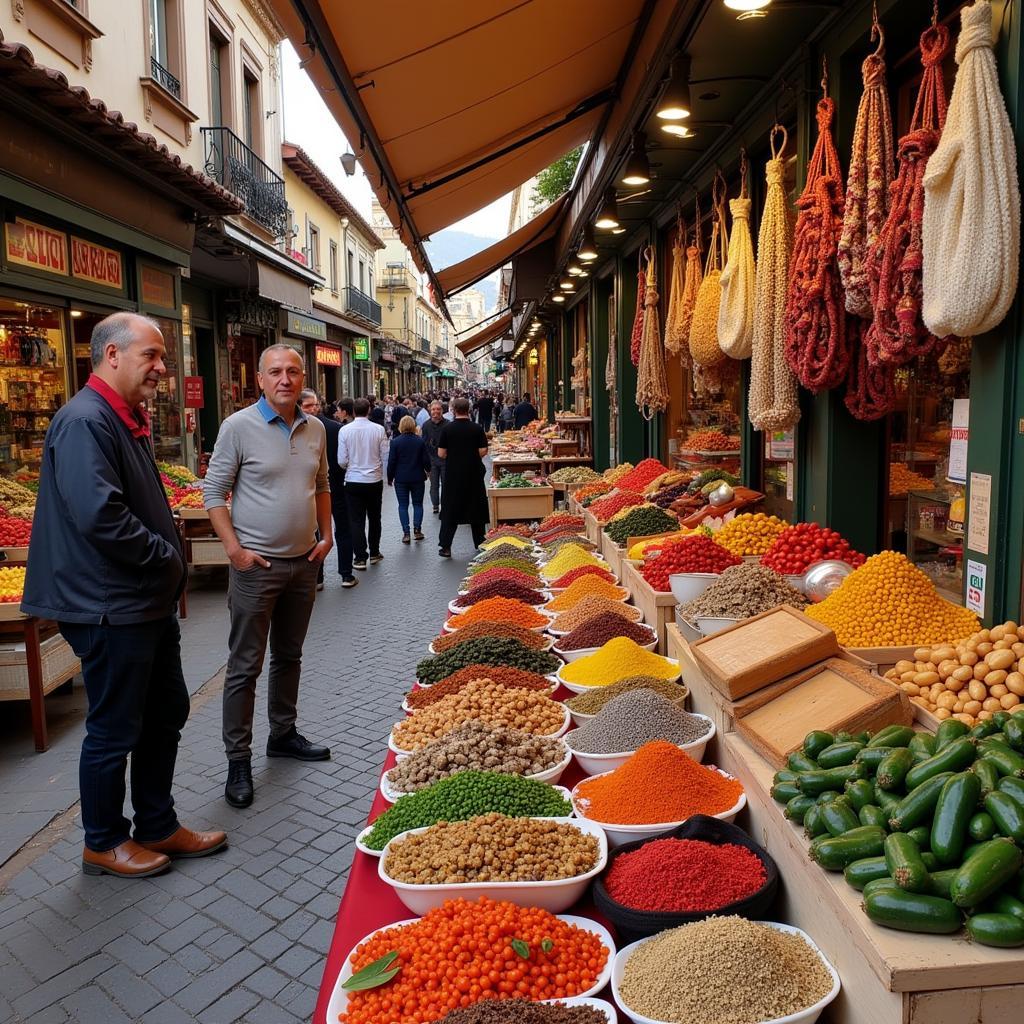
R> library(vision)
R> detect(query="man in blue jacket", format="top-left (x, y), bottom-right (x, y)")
top-left (22, 312), bottom-right (226, 878)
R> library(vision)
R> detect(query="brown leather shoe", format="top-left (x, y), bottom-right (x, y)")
top-left (137, 825), bottom-right (228, 859)
top-left (82, 840), bottom-right (170, 878)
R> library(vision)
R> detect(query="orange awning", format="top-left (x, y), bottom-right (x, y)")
top-left (436, 196), bottom-right (566, 299)
top-left (456, 311), bottom-right (513, 356)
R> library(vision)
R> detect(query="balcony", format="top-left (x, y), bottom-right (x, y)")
top-left (201, 126), bottom-right (288, 236)
top-left (382, 265), bottom-right (417, 292)
top-left (434, 344), bottom-right (448, 359)
top-left (417, 334), bottom-right (431, 353)
top-left (343, 286), bottom-right (382, 326)
top-left (150, 56), bottom-right (181, 99)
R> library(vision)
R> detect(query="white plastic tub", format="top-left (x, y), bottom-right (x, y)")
top-left (695, 615), bottom-right (741, 636)
top-left (554, 656), bottom-right (682, 695)
top-left (377, 817), bottom-right (608, 914)
top-left (668, 572), bottom-right (718, 604)
top-left (567, 715), bottom-right (715, 776)
top-left (388, 703), bottom-right (572, 755)
top-left (610, 921), bottom-right (840, 1024)
top-left (553, 626), bottom-right (658, 663)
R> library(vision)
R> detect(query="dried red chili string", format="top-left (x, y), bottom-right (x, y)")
top-left (844, 319), bottom-right (897, 421)
top-left (629, 256), bottom-right (646, 368)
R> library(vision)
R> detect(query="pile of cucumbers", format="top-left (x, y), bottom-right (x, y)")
top-left (771, 715), bottom-right (1024, 945)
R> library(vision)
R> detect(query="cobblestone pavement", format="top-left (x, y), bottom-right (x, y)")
top-left (0, 512), bottom-right (473, 1023)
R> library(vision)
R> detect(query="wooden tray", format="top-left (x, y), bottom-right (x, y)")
top-left (690, 605), bottom-right (840, 701)
top-left (0, 546), bottom-right (29, 561)
top-left (846, 645), bottom-right (918, 673)
top-left (733, 657), bottom-right (913, 769)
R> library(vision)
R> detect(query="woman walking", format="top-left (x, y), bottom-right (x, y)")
top-left (387, 416), bottom-right (430, 543)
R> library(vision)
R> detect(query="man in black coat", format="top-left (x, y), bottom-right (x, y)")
top-left (321, 395), bottom-right (357, 588)
top-left (476, 390), bottom-right (495, 432)
top-left (367, 396), bottom-right (386, 428)
top-left (513, 392), bottom-right (539, 429)
top-left (22, 312), bottom-right (226, 878)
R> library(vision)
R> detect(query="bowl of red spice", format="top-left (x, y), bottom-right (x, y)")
top-left (591, 815), bottom-right (779, 944)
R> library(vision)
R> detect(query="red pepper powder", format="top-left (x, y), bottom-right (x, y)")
top-left (605, 838), bottom-right (766, 912)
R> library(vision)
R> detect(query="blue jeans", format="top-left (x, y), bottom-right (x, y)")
top-left (395, 480), bottom-right (425, 534)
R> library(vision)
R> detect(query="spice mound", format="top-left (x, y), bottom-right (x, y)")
top-left (473, 542), bottom-right (540, 565)
top-left (480, 535), bottom-right (534, 551)
top-left (545, 577), bottom-right (629, 611)
top-left (605, 838), bottom-right (767, 912)
top-left (363, 771), bottom-right (571, 851)
top-left (574, 741), bottom-right (743, 824)
top-left (617, 916), bottom-right (833, 1024)
top-left (713, 512), bottom-right (789, 557)
top-left (446, 600), bottom-right (551, 633)
top-left (557, 611), bottom-right (654, 652)
top-left (565, 675), bottom-right (688, 716)
top-left (467, 556), bottom-right (540, 578)
top-left (384, 721), bottom-right (567, 794)
top-left (560, 638), bottom-right (678, 688)
top-left (464, 567), bottom-right (545, 591)
top-left (541, 544), bottom-right (608, 580)
top-left (406, 666), bottom-right (553, 711)
top-left (431, 621), bottom-right (551, 655)
top-left (431, 999), bottom-right (607, 1024)
top-left (383, 813), bottom-right (599, 885)
top-left (454, 580), bottom-right (548, 607)
top-left (679, 562), bottom-right (808, 620)
top-left (548, 564), bottom-right (617, 590)
top-left (548, 595), bottom-right (644, 633)
top-left (565, 691), bottom-right (710, 754)
top-left (339, 896), bottom-right (609, 1022)
top-left (392, 680), bottom-right (566, 752)
top-left (417, 638), bottom-right (560, 685)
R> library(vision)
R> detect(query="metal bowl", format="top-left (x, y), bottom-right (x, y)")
top-left (803, 560), bottom-right (854, 603)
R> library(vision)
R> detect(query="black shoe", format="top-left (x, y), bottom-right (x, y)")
top-left (341, 575), bottom-right (359, 588)
top-left (368, 553), bottom-right (384, 564)
top-left (402, 534), bottom-right (411, 544)
top-left (225, 759), bottom-right (253, 808)
top-left (353, 559), bottom-right (367, 570)
top-left (414, 529), bottom-right (424, 541)
top-left (266, 728), bottom-right (331, 761)
top-left (433, 507), bottom-right (440, 515)
top-left (439, 548), bottom-right (452, 558)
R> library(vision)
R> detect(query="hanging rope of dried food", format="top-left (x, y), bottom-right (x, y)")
top-left (664, 211), bottom-right (689, 358)
top-left (719, 149), bottom-right (757, 359)
top-left (749, 125), bottom-right (800, 431)
top-left (629, 250), bottom-right (646, 368)
top-left (784, 65), bottom-right (850, 393)
top-left (864, 17), bottom-right (951, 367)
top-left (688, 172), bottom-right (729, 369)
top-left (636, 245), bottom-right (670, 419)
top-left (678, 196), bottom-right (703, 362)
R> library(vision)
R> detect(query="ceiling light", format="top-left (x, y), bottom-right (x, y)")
top-left (724, 0), bottom-right (771, 13)
top-left (578, 223), bottom-right (598, 261)
top-left (559, 278), bottom-right (575, 291)
top-left (552, 293), bottom-right (566, 303)
top-left (656, 56), bottom-right (692, 121)
top-left (621, 133), bottom-right (650, 187)
top-left (594, 188), bottom-right (620, 230)
top-left (70, 310), bottom-right (83, 318)
top-left (611, 226), bottom-right (626, 235)
top-left (567, 263), bottom-right (583, 277)
top-left (662, 123), bottom-right (696, 139)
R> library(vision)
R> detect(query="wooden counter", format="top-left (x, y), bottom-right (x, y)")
top-left (486, 485), bottom-right (554, 523)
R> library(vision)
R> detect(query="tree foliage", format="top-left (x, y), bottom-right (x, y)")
top-left (531, 147), bottom-right (583, 209)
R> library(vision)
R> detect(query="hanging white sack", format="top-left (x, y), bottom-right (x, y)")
top-left (922, 0), bottom-right (1020, 338)
top-left (718, 190), bottom-right (756, 359)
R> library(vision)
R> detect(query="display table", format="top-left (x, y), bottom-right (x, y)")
top-left (176, 508), bottom-right (230, 567)
top-left (486, 484), bottom-right (554, 524)
top-left (620, 561), bottom-right (675, 653)
top-left (542, 455), bottom-right (594, 477)
top-left (553, 416), bottom-right (592, 458)
top-left (490, 456), bottom-right (545, 479)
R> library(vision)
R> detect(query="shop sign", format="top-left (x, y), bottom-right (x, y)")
top-left (947, 399), bottom-right (969, 484)
top-left (769, 429), bottom-right (794, 461)
top-left (71, 237), bottom-right (123, 289)
top-left (967, 472), bottom-right (991, 555)
top-left (283, 310), bottom-right (327, 342)
top-left (4, 218), bottom-right (67, 275)
top-left (966, 559), bottom-right (986, 616)
top-left (353, 337), bottom-right (371, 361)
top-left (315, 344), bottom-right (342, 367)
top-left (183, 376), bottom-right (205, 409)
top-left (142, 265), bottom-right (176, 309)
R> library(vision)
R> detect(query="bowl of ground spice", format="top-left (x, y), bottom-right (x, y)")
top-left (552, 613), bottom-right (658, 662)
top-left (450, 580), bottom-right (552, 609)
top-left (547, 596), bottom-right (645, 637)
top-left (555, 639), bottom-right (682, 694)
top-left (564, 676), bottom-right (689, 728)
top-left (429, 997), bottom-right (617, 1024)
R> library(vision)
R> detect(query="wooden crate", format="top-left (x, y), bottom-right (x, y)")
top-left (848, 645), bottom-right (919, 674)
top-left (691, 605), bottom-right (840, 700)
top-left (190, 537), bottom-right (231, 566)
top-left (0, 546), bottom-right (29, 562)
top-left (0, 632), bottom-right (79, 701)
top-left (583, 510), bottom-right (601, 545)
top-left (599, 530), bottom-right (623, 578)
top-left (487, 486), bottom-right (554, 523)
top-left (621, 560), bottom-right (676, 654)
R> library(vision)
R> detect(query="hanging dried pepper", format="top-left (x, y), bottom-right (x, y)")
top-left (845, 319), bottom-right (896, 420)
top-left (629, 256), bottom-right (646, 367)
top-left (864, 20), bottom-right (952, 367)
top-left (784, 93), bottom-right (850, 393)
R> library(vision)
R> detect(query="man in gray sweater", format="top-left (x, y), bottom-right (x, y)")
top-left (204, 344), bottom-right (334, 808)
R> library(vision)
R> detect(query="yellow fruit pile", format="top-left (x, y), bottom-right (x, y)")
top-left (0, 566), bottom-right (27, 603)
top-left (889, 462), bottom-right (934, 497)
top-left (603, 463), bottom-right (634, 484)
top-left (805, 551), bottom-right (979, 647)
top-left (713, 513), bottom-right (788, 557)
top-left (628, 530), bottom-right (692, 560)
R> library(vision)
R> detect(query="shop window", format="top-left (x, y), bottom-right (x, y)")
top-left (0, 298), bottom-right (69, 485)
top-left (147, 316), bottom-right (183, 464)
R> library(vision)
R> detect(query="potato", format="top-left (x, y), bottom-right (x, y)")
top-left (953, 665), bottom-right (975, 683)
top-left (945, 677), bottom-right (962, 691)
top-left (915, 671), bottom-right (940, 687)
top-left (900, 682), bottom-right (920, 695)
top-left (953, 700), bottom-right (965, 713)
top-left (968, 679), bottom-right (988, 702)
top-left (986, 649), bottom-right (1016, 672)
top-left (977, 642), bottom-right (994, 656)
top-left (938, 659), bottom-right (959, 679)
top-left (990, 625), bottom-right (1007, 642)
top-left (975, 662), bottom-right (991, 680)
top-left (934, 707), bottom-right (952, 720)
top-left (911, 696), bottom-right (930, 709)
top-left (964, 700), bottom-right (983, 716)
top-left (931, 647), bottom-right (956, 665)
top-left (960, 651), bottom-right (979, 667)
top-left (930, 683), bottom-right (945, 700)
top-left (936, 691), bottom-right (957, 710)
top-left (914, 647), bottom-right (933, 662)
top-left (1000, 693), bottom-right (1021, 710)
top-left (1011, 703), bottom-right (1024, 714)
top-left (894, 659), bottom-right (916, 675)
top-left (1012, 643), bottom-right (1024, 659)
top-left (953, 713), bottom-right (975, 726)
top-left (982, 696), bottom-right (1003, 712)
top-left (987, 676), bottom-right (1008, 693)
top-left (990, 683), bottom-right (1009, 698)
top-left (978, 709), bottom-right (995, 721)
top-left (900, 670), bottom-right (918, 683)
top-left (1006, 672), bottom-right (1024, 697)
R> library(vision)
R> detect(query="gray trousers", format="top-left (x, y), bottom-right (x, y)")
top-left (429, 456), bottom-right (445, 509)
top-left (223, 555), bottom-right (319, 760)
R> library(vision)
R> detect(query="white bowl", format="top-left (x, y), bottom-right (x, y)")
top-left (571, 765), bottom-right (746, 848)
top-left (379, 743), bottom-right (573, 802)
top-left (668, 572), bottom-right (718, 604)
top-left (784, 574), bottom-right (807, 594)
top-left (567, 716), bottom-right (716, 776)
top-left (378, 817), bottom-right (608, 914)
top-left (326, 914), bottom-right (616, 1022)
top-left (554, 656), bottom-right (682, 694)
top-left (611, 921), bottom-right (840, 1024)
top-left (389, 703), bottom-right (572, 755)
top-left (553, 626), bottom-right (658, 663)
top-left (356, 784), bottom-right (576, 856)
top-left (567, 707), bottom-right (596, 728)
top-left (674, 611), bottom-right (703, 642)
top-left (696, 615), bottom-right (741, 636)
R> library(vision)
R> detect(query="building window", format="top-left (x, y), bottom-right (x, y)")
top-left (307, 223), bottom-right (321, 272)
top-left (242, 67), bottom-right (260, 153)
top-left (368, 267), bottom-right (374, 297)
top-left (358, 259), bottom-right (365, 294)
top-left (347, 249), bottom-right (354, 290)
top-left (209, 26), bottom-right (229, 125)
top-left (147, 0), bottom-right (183, 97)
top-left (329, 240), bottom-right (339, 294)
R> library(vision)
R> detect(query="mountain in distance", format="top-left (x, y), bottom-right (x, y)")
top-left (425, 230), bottom-right (499, 313)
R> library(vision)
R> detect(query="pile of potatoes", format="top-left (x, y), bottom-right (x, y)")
top-left (883, 621), bottom-right (1024, 726)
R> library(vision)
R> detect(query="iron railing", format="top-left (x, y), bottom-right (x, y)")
top-left (434, 344), bottom-right (447, 359)
top-left (150, 56), bottom-right (181, 99)
top-left (417, 334), bottom-right (431, 353)
top-left (201, 126), bottom-right (288, 236)
top-left (343, 286), bottom-right (382, 325)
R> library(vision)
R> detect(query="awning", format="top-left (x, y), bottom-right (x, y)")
top-left (456, 311), bottom-right (513, 356)
top-left (436, 196), bottom-right (566, 299)
top-left (257, 260), bottom-right (313, 312)
top-left (269, 0), bottom-right (650, 286)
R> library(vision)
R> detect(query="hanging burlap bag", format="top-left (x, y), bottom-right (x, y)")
top-left (664, 216), bottom-right (688, 357)
top-left (688, 177), bottom-right (728, 368)
top-left (636, 247), bottom-right (670, 418)
top-left (718, 170), bottom-right (756, 360)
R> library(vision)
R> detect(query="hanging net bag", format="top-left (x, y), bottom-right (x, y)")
top-left (922, 0), bottom-right (1020, 338)
top-left (864, 16), bottom-right (951, 367)
top-left (688, 175), bottom-right (729, 368)
top-left (629, 254), bottom-right (646, 367)
top-left (749, 126), bottom-right (800, 431)
top-left (636, 246), bottom-right (670, 419)
top-left (678, 197), bottom-right (703, 359)
top-left (718, 152), bottom-right (756, 359)
top-left (664, 214), bottom-right (689, 357)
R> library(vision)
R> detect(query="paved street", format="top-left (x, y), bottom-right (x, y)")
top-left (0, 517), bottom-right (472, 1023)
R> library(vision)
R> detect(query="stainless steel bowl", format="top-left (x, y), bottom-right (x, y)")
top-left (803, 560), bottom-right (854, 602)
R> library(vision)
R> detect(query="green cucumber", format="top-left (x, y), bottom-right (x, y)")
top-left (852, 731), bottom-right (871, 745)
top-left (814, 790), bottom-right (844, 805)
top-left (884, 833), bottom-right (931, 892)
top-left (863, 889), bottom-right (962, 934)
top-left (926, 868), bottom-right (959, 899)
top-left (877, 748), bottom-right (915, 791)
top-left (844, 856), bottom-right (890, 890)
top-left (970, 719), bottom-right (1001, 739)
top-left (984, 792), bottom-right (1024, 842)
top-left (931, 772), bottom-right (982, 865)
top-left (873, 785), bottom-right (902, 814)
top-left (862, 876), bottom-right (902, 899)
top-left (773, 769), bottom-right (801, 786)
top-left (771, 781), bottom-right (802, 804)
top-left (868, 724), bottom-right (915, 748)
top-left (820, 800), bottom-right (861, 837)
top-left (1003, 717), bottom-right (1024, 752)
top-left (787, 751), bottom-right (819, 773)
top-left (859, 804), bottom-right (888, 828)
top-left (976, 735), bottom-right (1011, 756)
top-left (835, 731), bottom-right (854, 743)
top-left (888, 773), bottom-right (956, 832)
top-left (907, 826), bottom-right (931, 850)
top-left (908, 732), bottom-right (937, 763)
top-left (966, 912), bottom-right (1024, 947)
top-left (845, 779), bottom-right (875, 811)
top-left (803, 803), bottom-right (828, 839)
top-left (950, 838), bottom-right (1024, 908)
top-left (904, 738), bottom-right (977, 790)
top-left (971, 758), bottom-right (1001, 798)
top-left (982, 747), bottom-right (1024, 778)
top-left (785, 794), bottom-right (816, 823)
top-left (968, 812), bottom-right (997, 842)
top-left (986, 893), bottom-right (1024, 921)
top-left (935, 718), bottom-right (971, 750)
top-left (857, 746), bottom-right (895, 772)
top-left (1010, 872), bottom-right (1024, 901)
top-left (810, 825), bottom-right (886, 870)
top-left (997, 776), bottom-right (1024, 805)
top-left (797, 764), bottom-right (866, 796)
top-left (817, 741), bottom-right (866, 769)
top-left (993, 711), bottom-right (1012, 729)
top-left (802, 730), bottom-right (835, 759)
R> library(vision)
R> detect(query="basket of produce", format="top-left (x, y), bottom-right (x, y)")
top-left (592, 815), bottom-right (779, 943)
top-left (640, 535), bottom-right (741, 592)
top-left (564, 677), bottom-right (689, 728)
